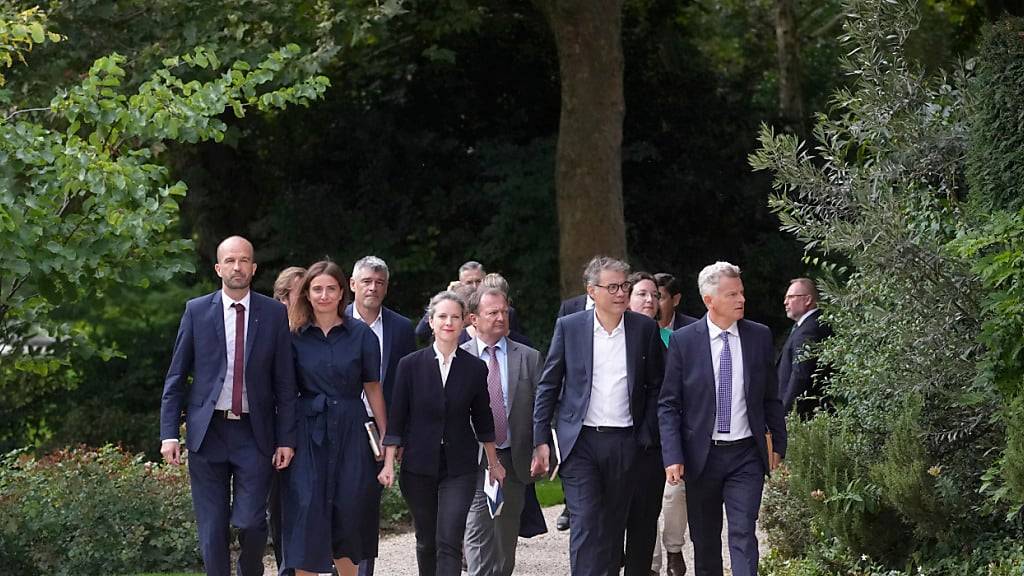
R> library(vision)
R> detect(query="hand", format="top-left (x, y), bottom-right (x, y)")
top-left (530, 444), bottom-right (550, 478)
top-left (160, 440), bottom-right (181, 465)
top-left (665, 463), bottom-right (684, 485)
top-left (378, 463), bottom-right (394, 488)
top-left (488, 461), bottom-right (507, 487)
top-left (770, 452), bottom-right (783, 472)
top-left (273, 447), bottom-right (295, 470)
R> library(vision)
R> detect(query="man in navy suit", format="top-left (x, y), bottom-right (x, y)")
top-left (160, 236), bottom-right (297, 576)
top-left (659, 261), bottom-right (786, 576)
top-left (347, 255), bottom-right (416, 576)
top-left (777, 277), bottom-right (832, 418)
top-left (533, 256), bottom-right (665, 576)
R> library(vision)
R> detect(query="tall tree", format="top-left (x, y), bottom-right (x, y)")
top-left (532, 0), bottom-right (627, 297)
top-left (775, 0), bottom-right (804, 134)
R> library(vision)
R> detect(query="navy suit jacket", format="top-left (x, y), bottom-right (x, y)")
top-left (557, 294), bottom-right (587, 318)
top-left (659, 316), bottom-right (787, 480)
top-left (777, 309), bottom-right (832, 414)
top-left (672, 312), bottom-right (699, 330)
top-left (383, 346), bottom-right (496, 477)
top-left (533, 309), bottom-right (665, 460)
top-left (160, 290), bottom-right (297, 456)
top-left (345, 304), bottom-right (416, 408)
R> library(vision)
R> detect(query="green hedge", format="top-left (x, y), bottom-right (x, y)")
top-left (0, 445), bottom-right (201, 575)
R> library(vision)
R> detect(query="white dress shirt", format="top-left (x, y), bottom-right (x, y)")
top-left (478, 336), bottom-right (511, 448)
top-left (434, 343), bottom-right (455, 387)
top-left (707, 317), bottom-right (752, 441)
top-left (215, 291), bottom-right (251, 413)
top-left (352, 306), bottom-right (385, 416)
top-left (584, 312), bottom-right (633, 427)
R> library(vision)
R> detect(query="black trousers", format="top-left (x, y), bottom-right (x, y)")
top-left (623, 445), bottom-right (665, 576)
top-left (400, 453), bottom-right (476, 576)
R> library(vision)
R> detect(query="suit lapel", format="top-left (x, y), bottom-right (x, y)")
top-left (738, 320), bottom-right (752, 398)
top-left (695, 316), bottom-right (715, 392)
top-left (211, 290), bottom-right (227, 362)
top-left (381, 308), bottom-right (394, 382)
top-left (506, 340), bottom-right (521, 414)
top-left (623, 312), bottom-right (636, 397)
top-left (244, 293), bottom-right (261, 367)
top-left (583, 310), bottom-right (595, 388)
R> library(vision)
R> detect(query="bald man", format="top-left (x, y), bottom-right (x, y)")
top-left (160, 236), bottom-right (297, 576)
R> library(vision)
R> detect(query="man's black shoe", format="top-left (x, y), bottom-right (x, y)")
top-left (666, 551), bottom-right (687, 576)
top-left (555, 506), bottom-right (570, 531)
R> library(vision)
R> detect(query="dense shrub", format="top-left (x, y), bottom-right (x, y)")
top-left (966, 17), bottom-right (1024, 212)
top-left (0, 445), bottom-right (200, 575)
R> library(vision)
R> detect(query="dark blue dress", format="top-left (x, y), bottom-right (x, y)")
top-left (281, 320), bottom-right (381, 573)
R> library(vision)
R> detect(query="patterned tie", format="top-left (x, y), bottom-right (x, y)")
top-left (231, 303), bottom-right (246, 416)
top-left (485, 345), bottom-right (508, 446)
top-left (717, 331), bottom-right (732, 433)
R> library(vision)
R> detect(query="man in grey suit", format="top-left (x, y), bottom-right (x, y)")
top-left (463, 287), bottom-right (543, 576)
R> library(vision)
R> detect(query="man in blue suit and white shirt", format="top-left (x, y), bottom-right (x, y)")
top-left (532, 256), bottom-right (666, 576)
top-left (659, 261), bottom-right (786, 576)
top-left (347, 255), bottom-right (416, 576)
top-left (160, 236), bottom-right (297, 576)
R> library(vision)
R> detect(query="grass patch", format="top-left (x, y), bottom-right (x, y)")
top-left (535, 478), bottom-right (564, 507)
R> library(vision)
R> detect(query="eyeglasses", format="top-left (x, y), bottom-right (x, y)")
top-left (594, 281), bottom-right (632, 295)
top-left (632, 290), bottom-right (662, 301)
top-left (784, 293), bottom-right (810, 300)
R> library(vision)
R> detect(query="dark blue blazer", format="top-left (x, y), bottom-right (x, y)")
top-left (383, 346), bottom-right (496, 477)
top-left (777, 309), bottom-right (832, 414)
top-left (557, 294), bottom-right (587, 318)
top-left (672, 312), bottom-right (699, 330)
top-left (345, 304), bottom-right (416, 408)
top-left (533, 310), bottom-right (665, 459)
top-left (658, 316), bottom-right (787, 480)
top-left (160, 290), bottom-right (297, 456)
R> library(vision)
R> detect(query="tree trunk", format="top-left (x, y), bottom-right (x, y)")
top-left (534, 0), bottom-right (627, 298)
top-left (775, 0), bottom-right (804, 135)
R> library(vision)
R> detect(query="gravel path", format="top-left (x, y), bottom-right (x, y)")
top-left (267, 504), bottom-right (766, 575)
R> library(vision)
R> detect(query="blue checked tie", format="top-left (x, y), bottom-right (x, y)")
top-left (717, 331), bottom-right (732, 433)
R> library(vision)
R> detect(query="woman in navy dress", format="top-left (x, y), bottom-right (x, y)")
top-left (281, 260), bottom-right (386, 576)
top-left (378, 290), bottom-right (506, 576)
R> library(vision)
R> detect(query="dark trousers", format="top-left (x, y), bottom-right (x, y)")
top-left (560, 426), bottom-right (637, 576)
top-left (623, 446), bottom-right (665, 576)
top-left (400, 455), bottom-right (477, 576)
top-left (358, 456), bottom-right (386, 576)
top-left (685, 439), bottom-right (765, 576)
top-left (518, 483), bottom-right (547, 537)
top-left (188, 416), bottom-right (273, 576)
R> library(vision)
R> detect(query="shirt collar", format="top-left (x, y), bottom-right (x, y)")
top-left (222, 290), bottom-right (251, 313)
top-left (433, 342), bottom-right (457, 365)
top-left (593, 311), bottom-right (625, 336)
top-left (352, 305), bottom-right (383, 327)
top-left (706, 316), bottom-right (739, 339)
top-left (585, 295), bottom-right (595, 310)
top-left (477, 335), bottom-right (508, 355)
top-left (796, 307), bottom-right (819, 327)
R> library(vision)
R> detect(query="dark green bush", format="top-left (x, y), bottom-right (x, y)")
top-left (966, 17), bottom-right (1024, 212)
top-left (761, 463), bottom-right (816, 560)
top-left (0, 445), bottom-right (200, 575)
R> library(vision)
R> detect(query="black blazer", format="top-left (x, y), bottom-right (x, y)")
top-left (345, 304), bottom-right (415, 408)
top-left (777, 309), bottom-right (832, 415)
top-left (557, 294), bottom-right (587, 318)
top-left (534, 310), bottom-right (665, 460)
top-left (383, 346), bottom-right (496, 477)
top-left (672, 312), bottom-right (699, 330)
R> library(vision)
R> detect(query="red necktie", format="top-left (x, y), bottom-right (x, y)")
top-left (232, 302), bottom-right (246, 416)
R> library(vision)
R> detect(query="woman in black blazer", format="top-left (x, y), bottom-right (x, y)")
top-left (378, 290), bottom-right (506, 576)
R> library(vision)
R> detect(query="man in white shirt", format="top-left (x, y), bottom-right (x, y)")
top-left (658, 261), bottom-right (787, 576)
top-left (532, 256), bottom-right (665, 576)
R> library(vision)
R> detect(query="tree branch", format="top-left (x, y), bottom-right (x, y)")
top-left (3, 107), bottom-right (50, 122)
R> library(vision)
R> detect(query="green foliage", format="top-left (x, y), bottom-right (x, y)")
top-left (0, 445), bottom-right (200, 574)
top-left (0, 5), bottom-right (62, 86)
top-left (761, 462), bottom-right (816, 560)
top-left (965, 17), bottom-right (1024, 212)
top-left (751, 0), bottom-right (1020, 567)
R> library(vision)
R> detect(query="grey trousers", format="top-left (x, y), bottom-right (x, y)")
top-left (464, 449), bottom-right (527, 576)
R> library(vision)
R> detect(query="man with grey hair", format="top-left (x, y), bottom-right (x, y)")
top-left (345, 255), bottom-right (415, 576)
top-left (659, 261), bottom-right (787, 576)
top-left (533, 256), bottom-right (666, 576)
